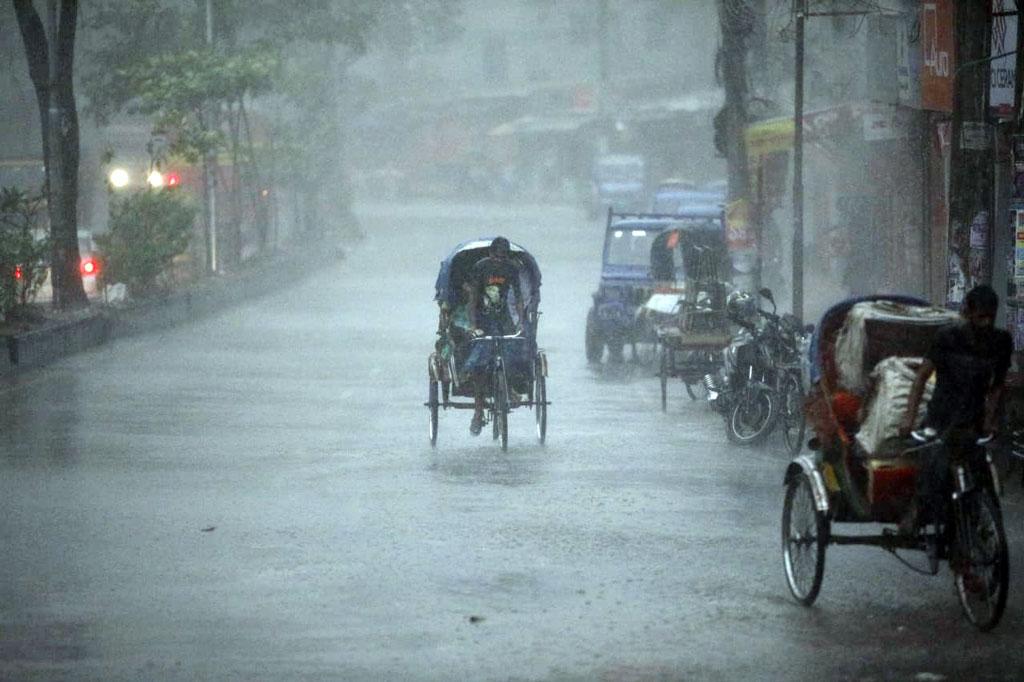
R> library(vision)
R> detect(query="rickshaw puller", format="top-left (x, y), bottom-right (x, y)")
top-left (466, 236), bottom-right (526, 435)
top-left (898, 284), bottom-right (1013, 534)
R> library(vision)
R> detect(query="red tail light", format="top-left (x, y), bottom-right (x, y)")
top-left (166, 172), bottom-right (181, 187)
top-left (13, 265), bottom-right (22, 280)
top-left (81, 257), bottom-right (99, 276)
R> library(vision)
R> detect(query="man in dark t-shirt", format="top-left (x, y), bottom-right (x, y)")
top-left (466, 237), bottom-right (525, 435)
top-left (899, 284), bottom-right (1013, 532)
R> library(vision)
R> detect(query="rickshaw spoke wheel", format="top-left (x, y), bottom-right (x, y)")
top-left (428, 380), bottom-right (439, 447)
top-left (954, 490), bottom-right (1008, 631)
top-left (493, 370), bottom-right (509, 452)
top-left (781, 372), bottom-right (805, 456)
top-left (782, 473), bottom-right (827, 606)
top-left (659, 346), bottom-right (669, 412)
top-left (534, 370), bottom-right (547, 445)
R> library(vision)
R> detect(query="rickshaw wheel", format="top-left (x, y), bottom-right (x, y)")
top-left (428, 380), bottom-right (439, 448)
top-left (535, 372), bottom-right (547, 445)
top-left (781, 372), bottom-right (806, 456)
top-left (585, 310), bottom-right (602, 364)
top-left (493, 371), bottom-right (509, 452)
top-left (782, 473), bottom-right (827, 606)
top-left (953, 489), bottom-right (1008, 631)
top-left (658, 347), bottom-right (669, 412)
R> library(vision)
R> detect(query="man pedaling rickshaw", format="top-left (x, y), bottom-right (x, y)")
top-left (465, 236), bottom-right (526, 435)
top-left (897, 284), bottom-right (1013, 536)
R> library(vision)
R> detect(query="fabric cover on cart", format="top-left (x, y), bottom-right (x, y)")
top-left (463, 336), bottom-right (532, 393)
top-left (855, 356), bottom-right (935, 455)
top-left (833, 301), bottom-right (958, 393)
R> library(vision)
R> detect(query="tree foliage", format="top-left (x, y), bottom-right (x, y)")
top-left (0, 187), bottom-right (50, 317)
top-left (119, 46), bottom-right (279, 162)
top-left (96, 189), bottom-right (197, 297)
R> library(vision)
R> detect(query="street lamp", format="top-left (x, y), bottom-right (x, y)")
top-left (108, 167), bottom-right (130, 189)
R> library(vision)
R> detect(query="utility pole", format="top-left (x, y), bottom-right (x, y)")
top-left (596, 0), bottom-right (611, 154)
top-left (947, 1), bottom-right (992, 301)
top-left (203, 0), bottom-right (218, 273)
top-left (46, 0), bottom-right (66, 306)
top-left (717, 0), bottom-right (755, 291)
top-left (792, 0), bottom-right (805, 323)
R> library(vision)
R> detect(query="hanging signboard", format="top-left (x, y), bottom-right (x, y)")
top-left (1014, 208), bottom-right (1024, 286)
top-left (921, 0), bottom-right (955, 112)
top-left (990, 1), bottom-right (1017, 119)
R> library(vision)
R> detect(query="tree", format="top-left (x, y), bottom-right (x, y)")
top-left (0, 187), bottom-right (51, 317)
top-left (97, 188), bottom-right (197, 296)
top-left (81, 0), bottom-right (463, 260)
top-left (11, 0), bottom-right (87, 308)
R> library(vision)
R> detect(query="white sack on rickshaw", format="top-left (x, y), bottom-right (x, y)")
top-left (855, 356), bottom-right (935, 455)
top-left (834, 301), bottom-right (957, 393)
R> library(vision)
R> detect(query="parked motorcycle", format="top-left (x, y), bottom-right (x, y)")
top-left (704, 288), bottom-right (811, 452)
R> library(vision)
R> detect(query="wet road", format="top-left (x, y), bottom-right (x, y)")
top-left (2, 201), bottom-right (1023, 681)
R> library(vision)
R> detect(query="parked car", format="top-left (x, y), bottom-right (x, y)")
top-left (34, 230), bottom-right (103, 302)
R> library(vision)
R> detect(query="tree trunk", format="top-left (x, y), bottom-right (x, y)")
top-left (12, 0), bottom-right (87, 308)
top-left (948, 1), bottom-right (992, 302)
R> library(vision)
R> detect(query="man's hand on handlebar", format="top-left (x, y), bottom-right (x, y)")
top-left (472, 328), bottom-right (485, 338)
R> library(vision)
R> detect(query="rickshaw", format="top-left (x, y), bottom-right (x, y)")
top-left (641, 214), bottom-right (731, 408)
top-left (782, 296), bottom-right (1009, 631)
top-left (427, 238), bottom-right (548, 451)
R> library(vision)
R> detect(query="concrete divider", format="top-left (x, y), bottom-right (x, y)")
top-left (1, 244), bottom-right (341, 376)
top-left (7, 313), bottom-right (109, 370)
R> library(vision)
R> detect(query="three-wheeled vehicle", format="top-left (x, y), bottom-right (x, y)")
top-left (586, 209), bottom-right (727, 365)
top-left (427, 238), bottom-right (549, 451)
top-left (641, 215), bottom-right (731, 407)
top-left (782, 296), bottom-right (1009, 630)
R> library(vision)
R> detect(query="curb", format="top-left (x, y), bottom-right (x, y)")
top-left (0, 245), bottom-right (340, 376)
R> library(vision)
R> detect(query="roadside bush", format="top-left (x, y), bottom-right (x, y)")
top-left (97, 188), bottom-right (196, 297)
top-left (0, 187), bottom-right (50, 319)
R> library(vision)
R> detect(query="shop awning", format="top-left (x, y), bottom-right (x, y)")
top-left (487, 114), bottom-right (594, 137)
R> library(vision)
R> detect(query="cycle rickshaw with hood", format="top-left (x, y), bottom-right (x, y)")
top-left (426, 238), bottom-right (548, 451)
top-left (782, 296), bottom-right (1009, 631)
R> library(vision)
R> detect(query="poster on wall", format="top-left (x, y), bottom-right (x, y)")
top-left (1014, 208), bottom-right (1024, 287)
top-left (990, 0), bottom-right (1018, 119)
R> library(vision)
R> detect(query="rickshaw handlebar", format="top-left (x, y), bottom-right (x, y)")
top-left (911, 428), bottom-right (994, 446)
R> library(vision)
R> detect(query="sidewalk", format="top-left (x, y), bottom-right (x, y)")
top-left (0, 242), bottom-right (343, 376)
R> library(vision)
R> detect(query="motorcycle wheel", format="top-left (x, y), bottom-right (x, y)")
top-left (781, 372), bottom-right (806, 455)
top-left (727, 388), bottom-right (775, 445)
top-left (954, 489), bottom-right (1008, 631)
top-left (782, 472), bottom-right (828, 606)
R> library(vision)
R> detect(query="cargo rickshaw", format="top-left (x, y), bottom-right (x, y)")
top-left (427, 238), bottom-right (548, 451)
top-left (782, 296), bottom-right (1009, 630)
top-left (639, 213), bottom-right (731, 408)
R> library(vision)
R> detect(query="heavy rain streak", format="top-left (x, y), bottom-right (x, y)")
top-left (3, 1), bottom-right (1024, 679)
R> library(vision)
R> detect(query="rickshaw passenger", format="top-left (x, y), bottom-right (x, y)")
top-left (466, 236), bottom-right (526, 435)
top-left (897, 285), bottom-right (1013, 533)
